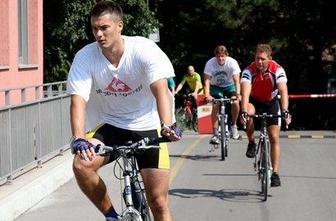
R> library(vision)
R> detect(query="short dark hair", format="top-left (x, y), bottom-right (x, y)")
top-left (90, 1), bottom-right (123, 20)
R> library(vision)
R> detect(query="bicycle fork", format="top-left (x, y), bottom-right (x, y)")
top-left (122, 161), bottom-right (143, 220)
top-left (254, 140), bottom-right (272, 186)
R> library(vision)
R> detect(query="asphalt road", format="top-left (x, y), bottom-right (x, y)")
top-left (15, 132), bottom-right (336, 221)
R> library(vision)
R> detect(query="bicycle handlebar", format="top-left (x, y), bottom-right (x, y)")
top-left (95, 136), bottom-right (170, 156)
top-left (242, 112), bottom-right (288, 130)
top-left (207, 97), bottom-right (237, 104)
top-left (248, 113), bottom-right (283, 119)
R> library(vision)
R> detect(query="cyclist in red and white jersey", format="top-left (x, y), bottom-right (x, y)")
top-left (240, 44), bottom-right (291, 187)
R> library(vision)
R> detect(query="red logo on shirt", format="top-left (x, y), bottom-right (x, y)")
top-left (105, 77), bottom-right (132, 92)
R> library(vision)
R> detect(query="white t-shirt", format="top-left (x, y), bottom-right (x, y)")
top-left (203, 56), bottom-right (241, 88)
top-left (67, 36), bottom-right (175, 131)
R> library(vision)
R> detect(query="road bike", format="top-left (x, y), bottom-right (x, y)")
top-left (247, 113), bottom-right (283, 201)
top-left (175, 94), bottom-right (198, 132)
top-left (209, 97), bottom-right (236, 161)
top-left (95, 137), bottom-right (167, 221)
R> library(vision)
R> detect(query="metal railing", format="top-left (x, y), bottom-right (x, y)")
top-left (0, 81), bottom-right (71, 185)
top-left (0, 81), bottom-right (68, 106)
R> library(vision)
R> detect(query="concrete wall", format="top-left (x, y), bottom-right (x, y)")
top-left (0, 0), bottom-right (44, 106)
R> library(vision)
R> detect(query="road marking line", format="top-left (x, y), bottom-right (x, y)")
top-left (169, 135), bottom-right (205, 185)
top-left (287, 135), bottom-right (301, 139)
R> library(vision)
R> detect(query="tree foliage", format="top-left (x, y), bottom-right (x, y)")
top-left (156, 0), bottom-right (335, 129)
top-left (44, 0), bottom-right (159, 83)
top-left (44, 0), bottom-right (335, 129)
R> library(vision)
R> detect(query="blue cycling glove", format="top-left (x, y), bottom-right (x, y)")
top-left (161, 123), bottom-right (183, 138)
top-left (172, 126), bottom-right (183, 137)
top-left (71, 138), bottom-right (93, 154)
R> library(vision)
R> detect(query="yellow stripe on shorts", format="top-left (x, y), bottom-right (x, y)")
top-left (158, 142), bottom-right (170, 169)
top-left (85, 124), bottom-right (104, 140)
top-left (157, 128), bottom-right (170, 169)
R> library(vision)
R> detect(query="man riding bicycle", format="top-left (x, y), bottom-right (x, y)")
top-left (240, 44), bottom-right (291, 187)
top-left (174, 65), bottom-right (204, 108)
top-left (204, 45), bottom-right (241, 143)
top-left (67, 2), bottom-right (181, 221)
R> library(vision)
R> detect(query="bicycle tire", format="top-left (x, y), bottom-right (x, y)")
top-left (121, 207), bottom-right (142, 221)
top-left (224, 137), bottom-right (229, 157)
top-left (191, 109), bottom-right (198, 132)
top-left (219, 115), bottom-right (226, 161)
top-left (260, 140), bottom-right (269, 201)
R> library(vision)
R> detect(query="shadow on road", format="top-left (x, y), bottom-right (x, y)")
top-left (169, 188), bottom-right (267, 203)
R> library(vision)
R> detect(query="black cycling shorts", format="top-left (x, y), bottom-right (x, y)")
top-left (86, 124), bottom-right (170, 170)
top-left (250, 97), bottom-right (281, 126)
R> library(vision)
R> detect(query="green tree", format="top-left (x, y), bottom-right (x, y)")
top-left (44, 0), bottom-right (159, 83)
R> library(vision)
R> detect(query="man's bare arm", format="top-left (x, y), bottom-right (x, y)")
top-left (70, 95), bottom-right (87, 139)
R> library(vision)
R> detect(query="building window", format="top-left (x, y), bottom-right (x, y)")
top-left (18, 0), bottom-right (38, 67)
top-left (0, 0), bottom-right (9, 68)
top-left (18, 0), bottom-right (28, 64)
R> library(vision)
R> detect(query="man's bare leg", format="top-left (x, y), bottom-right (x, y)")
top-left (141, 168), bottom-right (172, 221)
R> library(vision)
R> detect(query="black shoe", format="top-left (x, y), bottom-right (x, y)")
top-left (271, 172), bottom-right (281, 187)
top-left (246, 142), bottom-right (256, 158)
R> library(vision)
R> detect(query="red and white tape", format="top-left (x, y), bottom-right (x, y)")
top-left (288, 94), bottom-right (336, 99)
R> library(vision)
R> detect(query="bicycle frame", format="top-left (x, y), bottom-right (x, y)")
top-left (210, 98), bottom-right (232, 160)
top-left (120, 153), bottom-right (151, 221)
top-left (250, 113), bottom-right (282, 201)
top-left (95, 137), bottom-right (163, 221)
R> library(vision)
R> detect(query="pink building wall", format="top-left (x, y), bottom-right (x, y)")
top-left (0, 0), bottom-right (43, 107)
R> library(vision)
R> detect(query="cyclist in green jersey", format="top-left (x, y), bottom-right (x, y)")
top-left (174, 65), bottom-right (204, 105)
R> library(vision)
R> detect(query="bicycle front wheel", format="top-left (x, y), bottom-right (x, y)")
top-left (121, 207), bottom-right (143, 221)
top-left (175, 108), bottom-right (187, 131)
top-left (219, 115), bottom-right (226, 161)
top-left (260, 141), bottom-right (270, 201)
top-left (191, 108), bottom-right (198, 132)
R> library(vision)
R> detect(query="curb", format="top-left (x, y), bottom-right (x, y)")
top-left (240, 134), bottom-right (336, 139)
top-left (186, 131), bottom-right (336, 139)
top-left (280, 134), bottom-right (336, 139)
top-left (0, 151), bottom-right (74, 221)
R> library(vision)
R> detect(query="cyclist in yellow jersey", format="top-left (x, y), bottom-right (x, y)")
top-left (174, 65), bottom-right (204, 105)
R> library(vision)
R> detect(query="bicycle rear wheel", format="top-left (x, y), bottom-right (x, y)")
top-left (219, 115), bottom-right (226, 161)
